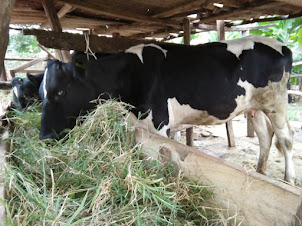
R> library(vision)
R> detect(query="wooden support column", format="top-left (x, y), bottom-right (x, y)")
top-left (41, 0), bottom-right (72, 62)
top-left (0, 62), bottom-right (7, 81)
top-left (217, 20), bottom-right (235, 147)
top-left (0, 0), bottom-right (15, 74)
top-left (183, 18), bottom-right (194, 147)
top-left (241, 30), bottom-right (255, 137)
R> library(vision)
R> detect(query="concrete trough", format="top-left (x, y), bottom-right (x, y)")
top-left (135, 127), bottom-right (302, 226)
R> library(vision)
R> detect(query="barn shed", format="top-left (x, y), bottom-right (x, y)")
top-left (1, 0), bottom-right (302, 225)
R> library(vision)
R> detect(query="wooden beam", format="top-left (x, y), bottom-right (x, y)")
top-left (216, 19), bottom-right (235, 148)
top-left (194, 23), bottom-right (274, 31)
top-left (199, 2), bottom-right (286, 24)
top-left (60, 0), bottom-right (180, 28)
top-left (0, 0), bottom-right (15, 73)
top-left (183, 17), bottom-right (194, 147)
top-left (4, 58), bottom-right (35, 61)
top-left (0, 81), bottom-right (12, 90)
top-left (38, 43), bottom-right (56, 59)
top-left (274, 0), bottom-right (302, 7)
top-left (154, 0), bottom-right (207, 19)
top-left (41, 0), bottom-right (72, 62)
top-left (10, 55), bottom-right (49, 74)
top-left (41, 3), bottom-right (74, 28)
top-left (216, 20), bottom-right (225, 40)
top-left (23, 29), bottom-right (164, 53)
top-left (41, 0), bottom-right (62, 32)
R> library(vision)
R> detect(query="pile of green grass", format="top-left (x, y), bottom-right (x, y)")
top-left (4, 100), bottom-right (225, 225)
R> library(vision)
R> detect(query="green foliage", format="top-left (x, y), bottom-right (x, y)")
top-left (8, 31), bottom-right (41, 54)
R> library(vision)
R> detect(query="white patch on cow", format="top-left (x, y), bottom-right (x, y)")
top-left (13, 86), bottom-right (19, 98)
top-left (157, 98), bottom-right (226, 137)
top-left (125, 43), bottom-right (167, 64)
top-left (222, 35), bottom-right (284, 58)
top-left (43, 68), bottom-right (48, 99)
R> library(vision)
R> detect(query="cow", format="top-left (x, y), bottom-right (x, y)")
top-left (12, 71), bottom-right (44, 110)
top-left (11, 52), bottom-right (109, 110)
top-left (40, 36), bottom-right (295, 184)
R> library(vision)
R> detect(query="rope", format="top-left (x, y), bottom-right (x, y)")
top-left (84, 33), bottom-right (97, 60)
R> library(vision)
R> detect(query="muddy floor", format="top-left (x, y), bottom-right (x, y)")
top-left (176, 114), bottom-right (302, 187)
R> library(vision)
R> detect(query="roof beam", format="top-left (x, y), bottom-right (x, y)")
top-left (274, 0), bottom-right (302, 7)
top-left (59, 0), bottom-right (180, 28)
top-left (41, 3), bottom-right (74, 28)
top-left (41, 0), bottom-right (71, 62)
top-left (198, 2), bottom-right (286, 23)
top-left (22, 29), bottom-right (166, 53)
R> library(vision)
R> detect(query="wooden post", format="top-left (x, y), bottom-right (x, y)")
top-left (0, 62), bottom-right (7, 81)
top-left (183, 17), bottom-right (194, 147)
top-left (41, 0), bottom-right (72, 62)
top-left (241, 30), bottom-right (255, 137)
top-left (0, 0), bottom-right (15, 74)
top-left (217, 20), bottom-right (235, 147)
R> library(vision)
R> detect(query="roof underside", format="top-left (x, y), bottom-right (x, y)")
top-left (10, 0), bottom-right (302, 40)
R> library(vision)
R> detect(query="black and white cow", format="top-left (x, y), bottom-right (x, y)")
top-left (12, 71), bottom-right (45, 110)
top-left (11, 52), bottom-right (109, 110)
top-left (40, 36), bottom-right (295, 184)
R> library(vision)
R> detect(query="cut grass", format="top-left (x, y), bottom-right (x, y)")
top-left (4, 100), bottom-right (228, 225)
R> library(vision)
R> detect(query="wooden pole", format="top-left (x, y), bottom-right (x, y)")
top-left (41, 0), bottom-right (72, 62)
top-left (0, 0), bottom-right (15, 73)
top-left (10, 55), bottom-right (49, 74)
top-left (217, 20), bottom-right (235, 147)
top-left (183, 17), bottom-right (194, 147)
top-left (241, 30), bottom-right (255, 137)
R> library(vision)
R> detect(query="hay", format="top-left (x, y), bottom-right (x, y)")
top-left (4, 100), bottom-right (232, 225)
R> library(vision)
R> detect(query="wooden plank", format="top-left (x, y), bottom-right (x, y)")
top-left (226, 120), bottom-right (235, 147)
top-left (61, 0), bottom-right (180, 28)
top-left (291, 74), bottom-right (302, 78)
top-left (274, 0), bottom-right (302, 7)
top-left (154, 0), bottom-right (207, 19)
top-left (0, 81), bottom-right (12, 90)
top-left (41, 3), bottom-right (74, 28)
top-left (198, 2), bottom-right (286, 24)
top-left (38, 43), bottom-right (56, 59)
top-left (0, 0), bottom-right (15, 73)
top-left (135, 127), bottom-right (301, 226)
top-left (11, 55), bottom-right (49, 73)
top-left (288, 90), bottom-right (302, 97)
top-left (41, 0), bottom-right (71, 62)
top-left (293, 61), bottom-right (302, 66)
top-left (5, 58), bottom-right (35, 61)
top-left (217, 20), bottom-right (235, 148)
top-left (41, 0), bottom-right (62, 32)
top-left (0, 128), bottom-right (9, 223)
top-left (195, 23), bottom-right (274, 31)
top-left (23, 29), bottom-right (164, 53)
top-left (183, 17), bottom-right (194, 147)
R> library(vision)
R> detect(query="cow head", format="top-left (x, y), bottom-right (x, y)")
top-left (40, 60), bottom-right (96, 139)
top-left (40, 55), bottom-right (128, 139)
top-left (12, 71), bottom-right (44, 110)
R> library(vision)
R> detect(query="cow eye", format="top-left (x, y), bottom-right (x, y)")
top-left (57, 90), bottom-right (64, 96)
top-left (18, 78), bottom-right (23, 84)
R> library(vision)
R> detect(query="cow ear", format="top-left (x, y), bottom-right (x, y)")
top-left (27, 73), bottom-right (37, 82)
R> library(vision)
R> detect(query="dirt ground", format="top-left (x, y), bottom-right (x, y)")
top-left (177, 114), bottom-right (302, 187)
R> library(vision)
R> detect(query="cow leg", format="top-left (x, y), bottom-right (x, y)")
top-left (247, 110), bottom-right (274, 175)
top-left (265, 110), bottom-right (295, 184)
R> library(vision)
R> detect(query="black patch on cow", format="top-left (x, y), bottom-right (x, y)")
top-left (239, 43), bottom-right (291, 87)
